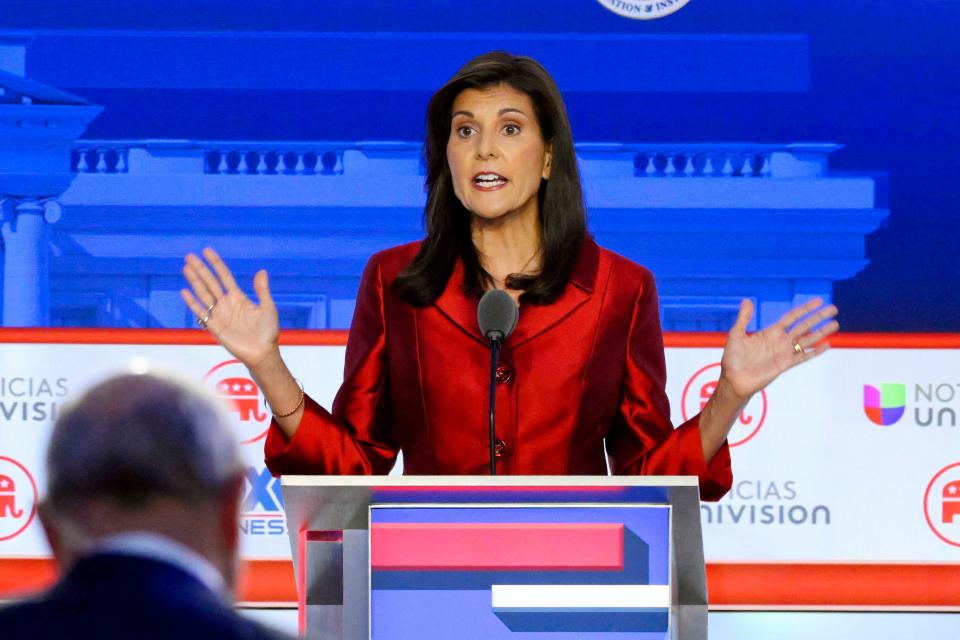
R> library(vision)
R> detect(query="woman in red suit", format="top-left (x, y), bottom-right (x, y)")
top-left (182, 53), bottom-right (837, 501)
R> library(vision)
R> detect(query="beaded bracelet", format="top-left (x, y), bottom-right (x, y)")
top-left (272, 380), bottom-right (304, 418)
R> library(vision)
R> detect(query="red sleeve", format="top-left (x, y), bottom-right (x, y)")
top-left (606, 268), bottom-right (732, 501)
top-left (264, 254), bottom-right (398, 476)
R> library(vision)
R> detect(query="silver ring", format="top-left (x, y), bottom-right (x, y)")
top-left (793, 342), bottom-right (804, 355)
top-left (197, 301), bottom-right (216, 328)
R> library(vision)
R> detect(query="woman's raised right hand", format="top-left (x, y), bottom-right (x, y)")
top-left (181, 247), bottom-right (280, 368)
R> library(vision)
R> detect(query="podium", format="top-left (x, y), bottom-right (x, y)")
top-left (281, 475), bottom-right (707, 639)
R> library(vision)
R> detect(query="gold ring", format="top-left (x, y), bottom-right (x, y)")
top-left (793, 342), bottom-right (803, 355)
top-left (206, 301), bottom-right (216, 314)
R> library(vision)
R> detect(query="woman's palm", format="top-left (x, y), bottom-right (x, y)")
top-left (721, 298), bottom-right (839, 398)
top-left (181, 249), bottom-right (279, 368)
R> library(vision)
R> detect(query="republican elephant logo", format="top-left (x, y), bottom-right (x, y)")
top-left (203, 359), bottom-right (271, 445)
top-left (943, 480), bottom-right (960, 524)
top-left (682, 362), bottom-right (767, 447)
top-left (0, 474), bottom-right (24, 518)
top-left (0, 457), bottom-right (38, 542)
top-left (924, 463), bottom-right (960, 548)
top-left (216, 376), bottom-right (268, 423)
top-left (699, 380), bottom-right (754, 427)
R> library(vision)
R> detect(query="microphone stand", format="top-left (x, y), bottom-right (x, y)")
top-left (486, 333), bottom-right (502, 475)
top-left (477, 288), bottom-right (517, 477)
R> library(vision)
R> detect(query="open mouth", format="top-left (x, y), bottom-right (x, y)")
top-left (473, 172), bottom-right (508, 188)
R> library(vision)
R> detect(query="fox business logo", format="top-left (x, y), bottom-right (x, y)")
top-left (240, 466), bottom-right (286, 537)
top-left (203, 360), bottom-right (271, 444)
top-left (864, 382), bottom-right (959, 428)
top-left (682, 363), bottom-right (767, 447)
top-left (597, 0), bottom-right (692, 20)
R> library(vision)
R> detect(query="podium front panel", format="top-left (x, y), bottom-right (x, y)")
top-left (281, 475), bottom-right (705, 639)
top-left (369, 504), bottom-right (671, 638)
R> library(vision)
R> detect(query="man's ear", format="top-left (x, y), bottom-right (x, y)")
top-left (542, 142), bottom-right (552, 180)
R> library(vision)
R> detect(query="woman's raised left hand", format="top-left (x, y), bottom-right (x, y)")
top-left (719, 297), bottom-right (839, 400)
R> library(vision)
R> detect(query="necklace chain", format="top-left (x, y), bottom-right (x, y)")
top-left (489, 248), bottom-right (541, 289)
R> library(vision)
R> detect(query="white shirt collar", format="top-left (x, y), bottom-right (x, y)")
top-left (93, 531), bottom-right (227, 597)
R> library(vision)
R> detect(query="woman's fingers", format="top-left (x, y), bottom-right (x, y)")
top-left (203, 247), bottom-right (241, 294)
top-left (182, 260), bottom-right (217, 308)
top-left (796, 319), bottom-right (840, 349)
top-left (774, 297), bottom-right (823, 331)
top-left (729, 298), bottom-right (754, 335)
top-left (180, 288), bottom-right (210, 327)
top-left (796, 339), bottom-right (833, 364)
top-left (184, 252), bottom-right (226, 301)
top-left (788, 303), bottom-right (839, 339)
top-left (810, 342), bottom-right (832, 357)
top-left (253, 269), bottom-right (275, 312)
top-left (790, 319), bottom-right (839, 366)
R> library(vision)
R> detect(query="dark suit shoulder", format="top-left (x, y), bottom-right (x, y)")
top-left (0, 598), bottom-right (53, 639)
top-left (0, 555), bottom-right (293, 640)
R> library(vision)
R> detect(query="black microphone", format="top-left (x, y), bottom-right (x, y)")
top-left (477, 290), bottom-right (518, 475)
top-left (478, 289), bottom-right (519, 342)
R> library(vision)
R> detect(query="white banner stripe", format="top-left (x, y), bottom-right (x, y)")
top-left (4, 341), bottom-right (960, 563)
top-left (491, 585), bottom-right (671, 610)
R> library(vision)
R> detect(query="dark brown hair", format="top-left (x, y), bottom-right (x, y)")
top-left (393, 51), bottom-right (587, 306)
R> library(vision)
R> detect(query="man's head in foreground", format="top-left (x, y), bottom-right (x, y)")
top-left (41, 372), bottom-right (245, 591)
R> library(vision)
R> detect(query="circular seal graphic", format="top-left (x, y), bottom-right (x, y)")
top-left (0, 456), bottom-right (39, 542)
top-left (596, 0), bottom-right (693, 20)
top-left (923, 462), bottom-right (960, 548)
top-left (681, 362), bottom-right (768, 447)
top-left (203, 359), bottom-right (271, 445)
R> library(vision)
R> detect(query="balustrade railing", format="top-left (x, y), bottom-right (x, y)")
top-left (72, 145), bottom-right (130, 173)
top-left (632, 148), bottom-right (770, 177)
top-left (203, 147), bottom-right (345, 175)
top-left (70, 141), bottom-right (841, 178)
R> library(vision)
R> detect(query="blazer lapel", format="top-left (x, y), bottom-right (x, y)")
top-left (510, 237), bottom-right (599, 348)
top-left (432, 238), bottom-right (601, 348)
top-left (433, 257), bottom-right (487, 345)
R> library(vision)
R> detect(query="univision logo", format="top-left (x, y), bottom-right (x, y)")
top-left (864, 382), bottom-right (959, 428)
top-left (863, 383), bottom-right (906, 426)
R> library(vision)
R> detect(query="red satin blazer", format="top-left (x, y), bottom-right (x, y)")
top-left (265, 238), bottom-right (732, 500)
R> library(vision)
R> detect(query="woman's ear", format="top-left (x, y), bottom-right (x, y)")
top-left (542, 143), bottom-right (553, 180)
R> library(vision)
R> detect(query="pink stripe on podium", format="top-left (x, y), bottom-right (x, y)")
top-left (370, 523), bottom-right (624, 571)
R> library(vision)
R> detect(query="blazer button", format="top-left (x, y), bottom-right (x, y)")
top-left (495, 365), bottom-right (513, 384)
top-left (494, 439), bottom-right (508, 458)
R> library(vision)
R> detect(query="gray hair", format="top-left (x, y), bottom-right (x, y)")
top-left (46, 372), bottom-right (243, 514)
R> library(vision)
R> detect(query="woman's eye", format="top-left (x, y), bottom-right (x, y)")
top-left (456, 126), bottom-right (475, 138)
top-left (503, 124), bottom-right (520, 135)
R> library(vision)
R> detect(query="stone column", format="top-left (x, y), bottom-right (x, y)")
top-left (1, 198), bottom-right (61, 326)
top-left (0, 67), bottom-right (102, 326)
